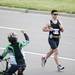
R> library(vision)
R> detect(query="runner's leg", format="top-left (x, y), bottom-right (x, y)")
top-left (54, 48), bottom-right (60, 65)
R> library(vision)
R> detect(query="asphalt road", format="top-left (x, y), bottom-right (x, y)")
top-left (0, 9), bottom-right (75, 75)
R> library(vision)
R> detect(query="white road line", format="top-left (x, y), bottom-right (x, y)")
top-left (0, 47), bottom-right (75, 62)
top-left (0, 26), bottom-right (24, 31)
top-left (0, 26), bottom-right (75, 62)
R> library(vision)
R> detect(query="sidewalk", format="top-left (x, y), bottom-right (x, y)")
top-left (0, 6), bottom-right (75, 17)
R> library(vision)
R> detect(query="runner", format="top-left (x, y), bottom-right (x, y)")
top-left (0, 30), bottom-right (30, 75)
top-left (41, 10), bottom-right (64, 71)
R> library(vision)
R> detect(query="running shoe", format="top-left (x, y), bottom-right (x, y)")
top-left (57, 65), bottom-right (64, 72)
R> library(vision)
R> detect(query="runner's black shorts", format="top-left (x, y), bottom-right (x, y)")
top-left (48, 37), bottom-right (60, 49)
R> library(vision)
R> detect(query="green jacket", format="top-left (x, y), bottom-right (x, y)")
top-left (2, 40), bottom-right (29, 65)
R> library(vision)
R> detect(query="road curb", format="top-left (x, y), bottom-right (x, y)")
top-left (0, 6), bottom-right (75, 17)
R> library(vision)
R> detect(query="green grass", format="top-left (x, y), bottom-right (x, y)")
top-left (0, 0), bottom-right (75, 14)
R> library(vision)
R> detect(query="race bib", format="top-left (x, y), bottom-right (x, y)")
top-left (53, 29), bottom-right (59, 35)
top-left (9, 54), bottom-right (17, 65)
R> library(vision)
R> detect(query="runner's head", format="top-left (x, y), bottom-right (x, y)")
top-left (8, 33), bottom-right (18, 44)
top-left (51, 10), bottom-right (58, 20)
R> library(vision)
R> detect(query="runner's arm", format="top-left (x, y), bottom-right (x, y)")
top-left (42, 23), bottom-right (53, 32)
top-left (59, 24), bottom-right (64, 32)
top-left (58, 20), bottom-right (64, 32)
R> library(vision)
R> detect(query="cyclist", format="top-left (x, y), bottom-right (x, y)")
top-left (0, 30), bottom-right (30, 75)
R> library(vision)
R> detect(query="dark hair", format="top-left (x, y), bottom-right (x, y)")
top-left (8, 33), bottom-right (17, 44)
top-left (51, 10), bottom-right (58, 14)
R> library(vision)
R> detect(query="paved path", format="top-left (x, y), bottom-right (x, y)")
top-left (0, 9), bottom-right (75, 75)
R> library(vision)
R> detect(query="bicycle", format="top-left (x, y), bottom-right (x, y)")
top-left (0, 58), bottom-right (16, 75)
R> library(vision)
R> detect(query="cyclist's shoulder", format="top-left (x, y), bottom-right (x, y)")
top-left (6, 44), bottom-right (13, 50)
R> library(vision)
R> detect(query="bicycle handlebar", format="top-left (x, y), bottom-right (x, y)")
top-left (0, 58), bottom-right (10, 62)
